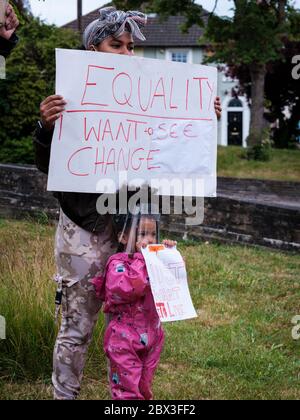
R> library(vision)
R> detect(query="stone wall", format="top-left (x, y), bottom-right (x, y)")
top-left (160, 196), bottom-right (300, 251)
top-left (218, 177), bottom-right (300, 199)
top-left (0, 163), bottom-right (299, 252)
top-left (0, 163), bottom-right (59, 220)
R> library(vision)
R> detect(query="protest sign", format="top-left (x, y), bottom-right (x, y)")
top-left (47, 49), bottom-right (218, 197)
top-left (142, 245), bottom-right (197, 322)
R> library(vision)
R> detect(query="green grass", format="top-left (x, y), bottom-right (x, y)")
top-left (218, 146), bottom-right (300, 182)
top-left (0, 219), bottom-right (300, 400)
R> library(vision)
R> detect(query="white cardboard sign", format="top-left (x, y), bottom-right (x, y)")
top-left (142, 245), bottom-right (197, 322)
top-left (47, 49), bottom-right (218, 197)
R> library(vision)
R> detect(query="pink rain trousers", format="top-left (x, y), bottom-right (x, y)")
top-left (93, 252), bottom-right (165, 400)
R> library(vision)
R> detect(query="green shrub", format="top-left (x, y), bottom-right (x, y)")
top-left (246, 144), bottom-right (272, 161)
top-left (246, 129), bottom-right (273, 161)
top-left (0, 17), bottom-right (80, 165)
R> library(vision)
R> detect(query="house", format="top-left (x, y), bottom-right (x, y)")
top-left (63, 10), bottom-right (250, 147)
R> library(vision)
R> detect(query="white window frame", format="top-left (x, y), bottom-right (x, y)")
top-left (166, 49), bottom-right (193, 64)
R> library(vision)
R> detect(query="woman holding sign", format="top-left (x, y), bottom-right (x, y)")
top-left (33, 7), bottom-right (222, 401)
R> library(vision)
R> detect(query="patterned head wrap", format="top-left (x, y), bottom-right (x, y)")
top-left (83, 7), bottom-right (147, 50)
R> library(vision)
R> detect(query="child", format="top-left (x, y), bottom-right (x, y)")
top-left (92, 211), bottom-right (177, 400)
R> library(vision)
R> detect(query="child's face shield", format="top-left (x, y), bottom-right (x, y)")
top-left (115, 205), bottom-right (160, 254)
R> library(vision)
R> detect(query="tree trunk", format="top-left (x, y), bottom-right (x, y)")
top-left (248, 63), bottom-right (267, 147)
top-left (13, 0), bottom-right (32, 19)
top-left (278, 0), bottom-right (286, 23)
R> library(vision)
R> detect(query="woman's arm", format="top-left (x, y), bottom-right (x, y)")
top-left (33, 122), bottom-right (54, 175)
top-left (33, 95), bottom-right (66, 174)
top-left (0, 33), bottom-right (18, 58)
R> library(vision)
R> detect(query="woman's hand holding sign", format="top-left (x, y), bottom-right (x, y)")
top-left (0, 2), bottom-right (19, 40)
top-left (214, 97), bottom-right (222, 120)
top-left (40, 95), bottom-right (67, 131)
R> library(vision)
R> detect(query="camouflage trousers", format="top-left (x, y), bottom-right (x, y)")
top-left (52, 209), bottom-right (118, 400)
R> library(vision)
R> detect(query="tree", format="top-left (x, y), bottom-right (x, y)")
top-left (12, 0), bottom-right (32, 23)
top-left (13, 0), bottom-right (32, 13)
top-left (266, 41), bottom-right (300, 148)
top-left (229, 39), bottom-right (300, 149)
top-left (0, 16), bottom-right (80, 164)
top-left (222, 2), bottom-right (300, 149)
top-left (115, 0), bottom-right (299, 157)
top-left (205, 0), bottom-right (297, 151)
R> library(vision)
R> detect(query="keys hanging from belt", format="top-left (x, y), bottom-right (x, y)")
top-left (53, 274), bottom-right (63, 323)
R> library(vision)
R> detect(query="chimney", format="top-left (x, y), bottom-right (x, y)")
top-left (77, 0), bottom-right (82, 33)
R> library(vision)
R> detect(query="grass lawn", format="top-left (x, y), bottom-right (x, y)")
top-left (0, 218), bottom-right (299, 400)
top-left (218, 147), bottom-right (300, 182)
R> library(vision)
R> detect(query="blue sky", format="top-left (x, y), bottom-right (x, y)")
top-left (28, 0), bottom-right (300, 27)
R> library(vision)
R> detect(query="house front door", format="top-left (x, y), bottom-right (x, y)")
top-left (228, 112), bottom-right (243, 146)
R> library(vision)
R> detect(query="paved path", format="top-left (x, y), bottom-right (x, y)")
top-left (218, 191), bottom-right (300, 211)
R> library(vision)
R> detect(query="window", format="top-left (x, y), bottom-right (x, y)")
top-left (171, 52), bottom-right (188, 63)
top-left (222, 74), bottom-right (236, 83)
top-left (228, 98), bottom-right (243, 108)
top-left (166, 49), bottom-right (192, 64)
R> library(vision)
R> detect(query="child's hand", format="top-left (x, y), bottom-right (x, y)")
top-left (136, 240), bottom-right (148, 252)
top-left (162, 239), bottom-right (177, 248)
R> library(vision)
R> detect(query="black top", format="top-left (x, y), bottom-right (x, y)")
top-left (33, 123), bottom-right (112, 233)
top-left (0, 33), bottom-right (19, 58)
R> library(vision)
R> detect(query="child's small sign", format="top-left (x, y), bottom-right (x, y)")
top-left (142, 245), bottom-right (197, 322)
